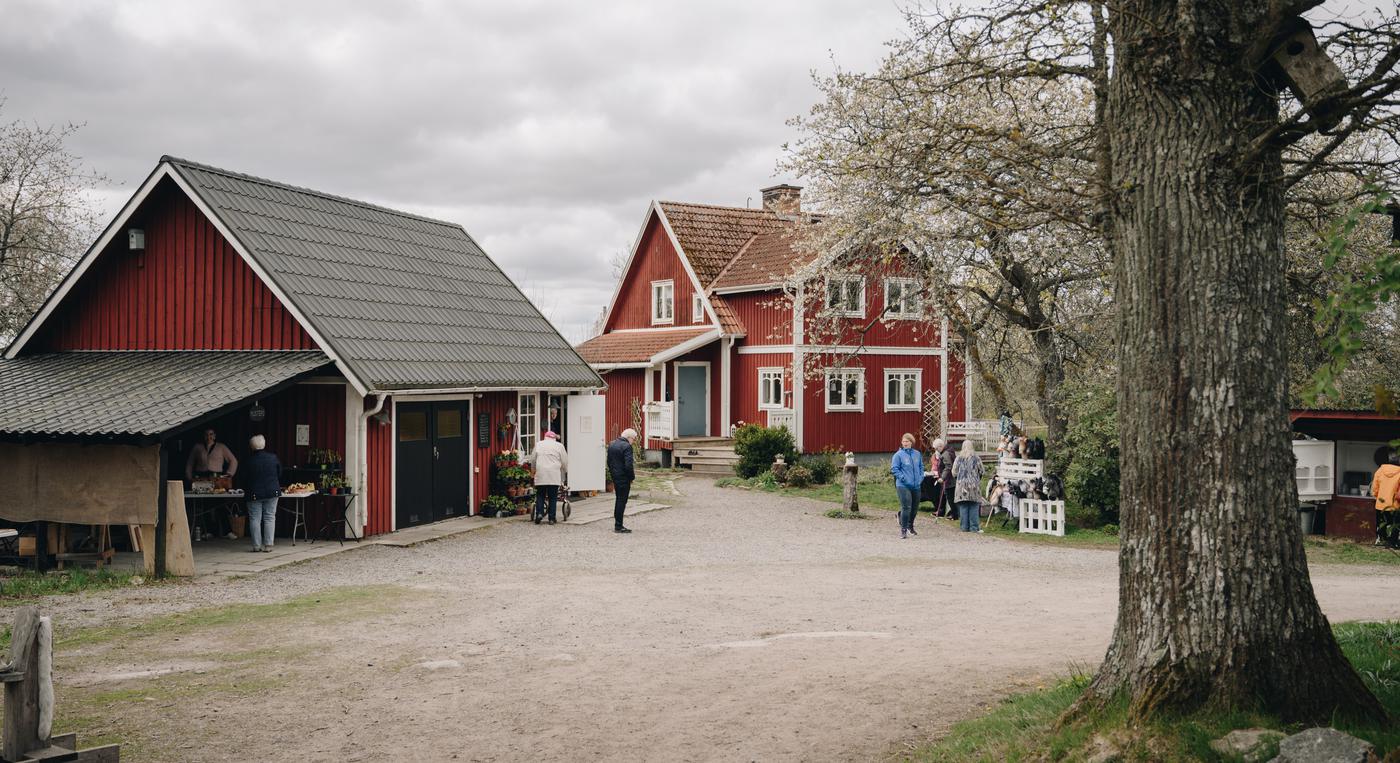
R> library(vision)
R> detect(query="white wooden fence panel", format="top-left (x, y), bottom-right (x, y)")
top-left (998, 458), bottom-right (1044, 480)
top-left (765, 408), bottom-right (795, 431)
top-left (1019, 499), bottom-right (1066, 537)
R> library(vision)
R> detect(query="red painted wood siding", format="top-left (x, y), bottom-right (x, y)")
top-left (366, 399), bottom-right (393, 537)
top-left (947, 351), bottom-right (968, 423)
top-left (726, 291), bottom-right (791, 344)
top-left (32, 182), bottom-right (316, 351)
top-left (800, 353), bottom-right (942, 453)
top-left (599, 370), bottom-right (646, 449)
top-left (732, 352), bottom-right (793, 428)
top-left (605, 212), bottom-right (706, 331)
top-left (799, 258), bottom-right (942, 349)
top-left (473, 391), bottom-right (518, 513)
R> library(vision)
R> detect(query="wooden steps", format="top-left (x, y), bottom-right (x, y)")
top-left (673, 438), bottom-right (739, 477)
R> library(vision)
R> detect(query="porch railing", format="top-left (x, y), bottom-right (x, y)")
top-left (644, 401), bottom-right (674, 441)
top-left (765, 408), bottom-right (795, 431)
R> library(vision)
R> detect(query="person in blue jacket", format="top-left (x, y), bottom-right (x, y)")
top-left (891, 432), bottom-right (924, 539)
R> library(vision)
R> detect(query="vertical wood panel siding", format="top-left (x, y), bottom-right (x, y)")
top-left (726, 291), bottom-right (792, 344)
top-left (799, 260), bottom-right (943, 349)
top-left (800, 354), bottom-right (941, 453)
top-left (33, 183), bottom-right (316, 351)
top-left (600, 370), bottom-right (645, 452)
top-left (366, 399), bottom-right (393, 537)
top-left (732, 352), bottom-right (793, 428)
top-left (605, 212), bottom-right (701, 332)
top-left (472, 391), bottom-right (517, 512)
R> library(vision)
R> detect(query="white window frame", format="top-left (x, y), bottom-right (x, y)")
top-left (651, 280), bottom-right (674, 325)
top-left (517, 392), bottom-right (539, 455)
top-left (757, 367), bottom-right (785, 410)
top-left (692, 292), bottom-right (705, 323)
top-left (884, 368), bottom-right (922, 411)
top-left (824, 368), bottom-right (865, 412)
top-left (824, 275), bottom-right (865, 318)
top-left (883, 278), bottom-right (922, 319)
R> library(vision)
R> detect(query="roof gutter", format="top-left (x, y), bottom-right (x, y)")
top-left (370, 384), bottom-right (605, 396)
top-left (353, 392), bottom-right (388, 535)
top-left (589, 362), bottom-right (651, 371)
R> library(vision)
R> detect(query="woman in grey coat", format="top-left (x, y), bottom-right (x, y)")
top-left (953, 440), bottom-right (985, 533)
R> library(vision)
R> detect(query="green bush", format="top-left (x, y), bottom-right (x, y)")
top-left (733, 424), bottom-right (798, 478)
top-left (1060, 378), bottom-right (1120, 525)
top-left (800, 454), bottom-right (838, 484)
top-left (785, 465), bottom-right (814, 487)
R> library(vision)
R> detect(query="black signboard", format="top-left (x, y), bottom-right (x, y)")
top-left (477, 412), bottom-right (490, 448)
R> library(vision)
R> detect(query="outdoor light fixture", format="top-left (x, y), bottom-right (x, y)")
top-left (128, 228), bottom-right (145, 251)
top-left (249, 401), bottom-right (266, 422)
top-left (506, 408), bottom-right (517, 425)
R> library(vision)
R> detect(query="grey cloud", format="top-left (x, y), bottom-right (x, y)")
top-left (1, 0), bottom-right (906, 337)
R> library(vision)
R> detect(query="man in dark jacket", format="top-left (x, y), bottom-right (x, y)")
top-left (607, 428), bottom-right (638, 533)
top-left (932, 438), bottom-right (956, 518)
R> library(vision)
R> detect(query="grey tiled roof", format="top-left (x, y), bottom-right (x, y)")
top-left (166, 157), bottom-right (602, 391)
top-left (0, 351), bottom-right (330, 437)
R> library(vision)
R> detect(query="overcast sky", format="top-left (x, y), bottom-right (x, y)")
top-left (1, 0), bottom-right (912, 342)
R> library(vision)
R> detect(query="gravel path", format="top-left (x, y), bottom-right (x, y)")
top-left (11, 477), bottom-right (1400, 762)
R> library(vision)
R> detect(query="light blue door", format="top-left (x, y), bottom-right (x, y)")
top-left (676, 365), bottom-right (708, 436)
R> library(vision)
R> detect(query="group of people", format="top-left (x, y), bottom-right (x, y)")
top-left (525, 427), bottom-right (640, 534)
top-left (892, 434), bottom-right (984, 539)
top-left (185, 427), bottom-right (282, 552)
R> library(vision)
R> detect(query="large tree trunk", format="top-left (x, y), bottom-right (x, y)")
top-left (1086, 1), bottom-right (1384, 722)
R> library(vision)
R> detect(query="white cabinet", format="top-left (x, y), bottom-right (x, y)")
top-left (1292, 440), bottom-right (1335, 502)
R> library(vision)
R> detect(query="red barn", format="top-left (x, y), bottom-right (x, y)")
top-left (576, 185), bottom-right (970, 467)
top-left (0, 157), bottom-right (603, 560)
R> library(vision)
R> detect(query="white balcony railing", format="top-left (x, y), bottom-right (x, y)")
top-left (765, 408), bottom-right (795, 431)
top-left (644, 401), bottom-right (674, 441)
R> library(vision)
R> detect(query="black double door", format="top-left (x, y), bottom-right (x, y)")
top-left (395, 402), bottom-right (469, 528)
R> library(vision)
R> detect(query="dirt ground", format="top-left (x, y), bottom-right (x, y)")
top-left (15, 477), bottom-right (1400, 762)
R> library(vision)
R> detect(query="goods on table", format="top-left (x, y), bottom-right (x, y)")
top-left (285, 482), bottom-right (318, 494)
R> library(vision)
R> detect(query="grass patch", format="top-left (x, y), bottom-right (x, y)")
top-left (55, 584), bottom-right (414, 650)
top-left (0, 568), bottom-right (152, 602)
top-left (824, 508), bottom-right (877, 520)
top-left (1304, 536), bottom-right (1400, 566)
top-left (914, 621), bottom-right (1400, 761)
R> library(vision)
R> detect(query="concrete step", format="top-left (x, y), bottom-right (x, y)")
top-left (679, 456), bottom-right (740, 467)
top-left (676, 448), bottom-right (739, 461)
top-left (673, 437), bottom-right (735, 447)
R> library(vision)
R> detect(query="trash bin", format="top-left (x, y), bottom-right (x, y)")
top-left (1298, 506), bottom-right (1316, 535)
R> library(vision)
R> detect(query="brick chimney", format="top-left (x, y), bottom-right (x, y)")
top-left (760, 184), bottom-right (802, 217)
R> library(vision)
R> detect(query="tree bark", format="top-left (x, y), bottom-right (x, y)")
top-left (1086, 1), bottom-right (1385, 723)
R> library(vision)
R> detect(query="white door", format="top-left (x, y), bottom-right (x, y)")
top-left (566, 395), bottom-right (607, 491)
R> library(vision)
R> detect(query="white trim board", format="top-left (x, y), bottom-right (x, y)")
top-left (736, 345), bottom-right (945, 356)
top-left (649, 329), bottom-right (721, 365)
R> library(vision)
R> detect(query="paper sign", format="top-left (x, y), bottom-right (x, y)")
top-left (296, 424), bottom-right (310, 446)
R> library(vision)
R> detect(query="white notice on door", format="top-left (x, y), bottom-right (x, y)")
top-left (296, 424), bottom-right (310, 446)
top-left (579, 416), bottom-right (593, 434)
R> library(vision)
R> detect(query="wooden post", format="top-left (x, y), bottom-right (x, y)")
top-left (842, 452), bottom-right (859, 513)
top-left (155, 444), bottom-right (168, 579)
top-left (2, 607), bottom-right (43, 761)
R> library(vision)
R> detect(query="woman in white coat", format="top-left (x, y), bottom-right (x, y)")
top-left (528, 430), bottom-right (568, 524)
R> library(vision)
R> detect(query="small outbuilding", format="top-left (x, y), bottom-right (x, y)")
top-left (1290, 409), bottom-right (1400, 541)
top-left (0, 157), bottom-right (606, 571)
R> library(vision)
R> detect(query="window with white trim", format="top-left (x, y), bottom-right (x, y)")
top-left (758, 368), bottom-right (785, 409)
top-left (692, 292), bottom-right (705, 323)
top-left (824, 368), bottom-right (865, 412)
top-left (651, 280), bottom-right (674, 324)
top-left (518, 393), bottom-right (538, 455)
top-left (884, 369), bottom-right (921, 411)
top-left (825, 275), bottom-right (865, 318)
top-left (883, 278), bottom-right (922, 319)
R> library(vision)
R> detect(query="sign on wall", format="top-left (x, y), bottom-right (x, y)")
top-left (477, 413), bottom-right (490, 448)
top-left (296, 424), bottom-right (310, 446)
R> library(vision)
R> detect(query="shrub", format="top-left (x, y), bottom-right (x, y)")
top-left (733, 424), bottom-right (798, 478)
top-left (1060, 378), bottom-right (1120, 525)
top-left (785, 465), bottom-right (814, 487)
top-left (1101, 523), bottom-right (1120, 536)
top-left (857, 465), bottom-right (892, 485)
top-left (800, 454), bottom-right (838, 484)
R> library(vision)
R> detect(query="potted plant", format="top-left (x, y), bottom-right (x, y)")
top-left (481, 495), bottom-right (513, 517)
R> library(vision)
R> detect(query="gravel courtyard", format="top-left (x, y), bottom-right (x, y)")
top-left (18, 477), bottom-right (1400, 762)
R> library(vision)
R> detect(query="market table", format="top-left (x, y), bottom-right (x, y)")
top-left (185, 491), bottom-right (244, 539)
top-left (279, 490), bottom-right (316, 545)
top-left (315, 492), bottom-right (360, 544)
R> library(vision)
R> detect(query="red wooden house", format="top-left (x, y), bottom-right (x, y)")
top-left (576, 185), bottom-right (970, 462)
top-left (0, 156), bottom-right (604, 552)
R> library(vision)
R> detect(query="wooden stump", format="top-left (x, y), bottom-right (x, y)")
top-left (842, 464), bottom-right (859, 513)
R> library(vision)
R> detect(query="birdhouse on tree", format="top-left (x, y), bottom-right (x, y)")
top-left (1265, 17), bottom-right (1348, 127)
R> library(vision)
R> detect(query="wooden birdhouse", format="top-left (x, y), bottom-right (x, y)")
top-left (1267, 17), bottom-right (1348, 125)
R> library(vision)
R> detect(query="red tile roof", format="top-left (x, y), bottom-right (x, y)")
top-left (658, 202), bottom-right (788, 286)
top-left (708, 294), bottom-right (746, 335)
top-left (710, 228), bottom-right (817, 291)
top-left (575, 328), bottom-right (716, 365)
